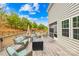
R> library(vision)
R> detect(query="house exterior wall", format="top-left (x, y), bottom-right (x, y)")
top-left (48, 3), bottom-right (65, 39)
top-left (48, 3), bottom-right (79, 40)
top-left (48, 3), bottom-right (79, 55)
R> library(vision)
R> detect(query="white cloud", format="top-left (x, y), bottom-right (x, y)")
top-left (33, 3), bottom-right (39, 11)
top-left (19, 14), bottom-right (29, 18)
top-left (37, 21), bottom-right (48, 26)
top-left (5, 6), bottom-right (11, 15)
top-left (0, 3), bottom-right (10, 11)
top-left (19, 14), bottom-right (38, 21)
top-left (19, 4), bottom-right (33, 12)
top-left (4, 6), bottom-right (10, 12)
top-left (0, 3), bottom-right (11, 15)
top-left (39, 16), bottom-right (48, 26)
top-left (19, 15), bottom-right (48, 26)
top-left (28, 17), bottom-right (38, 21)
top-left (29, 17), bottom-right (38, 21)
top-left (40, 16), bottom-right (48, 19)
top-left (43, 22), bottom-right (48, 26)
top-left (35, 21), bottom-right (48, 26)
top-left (0, 3), bottom-right (6, 9)
top-left (6, 7), bottom-right (10, 10)
top-left (19, 3), bottom-right (40, 13)
top-left (29, 12), bottom-right (36, 14)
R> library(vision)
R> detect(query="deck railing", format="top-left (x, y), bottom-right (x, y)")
top-left (0, 31), bottom-right (27, 51)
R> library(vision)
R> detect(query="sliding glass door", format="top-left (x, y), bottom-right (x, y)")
top-left (49, 22), bottom-right (57, 38)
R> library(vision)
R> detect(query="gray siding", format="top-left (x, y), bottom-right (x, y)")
top-left (48, 3), bottom-right (79, 55)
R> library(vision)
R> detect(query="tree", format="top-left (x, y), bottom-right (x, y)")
top-left (6, 12), bottom-right (32, 32)
top-left (38, 24), bottom-right (44, 30)
top-left (20, 17), bottom-right (30, 30)
top-left (32, 22), bottom-right (38, 28)
top-left (0, 6), bottom-right (8, 26)
top-left (38, 23), bottom-right (48, 31)
top-left (6, 12), bottom-right (20, 29)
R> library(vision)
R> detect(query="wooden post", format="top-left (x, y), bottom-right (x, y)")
top-left (0, 37), bottom-right (3, 51)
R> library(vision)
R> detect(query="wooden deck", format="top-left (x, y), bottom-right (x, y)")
top-left (0, 36), bottom-right (79, 56)
top-left (33, 37), bottom-right (79, 56)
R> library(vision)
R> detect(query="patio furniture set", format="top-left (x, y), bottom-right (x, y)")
top-left (6, 36), bottom-right (32, 56)
top-left (1, 33), bottom-right (44, 56)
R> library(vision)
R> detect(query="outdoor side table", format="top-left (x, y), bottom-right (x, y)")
top-left (32, 38), bottom-right (43, 51)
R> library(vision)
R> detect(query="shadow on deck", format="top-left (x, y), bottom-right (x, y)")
top-left (0, 36), bottom-right (79, 56)
top-left (33, 36), bottom-right (78, 56)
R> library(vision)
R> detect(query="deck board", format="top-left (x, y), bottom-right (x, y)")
top-left (33, 37), bottom-right (73, 56)
top-left (0, 36), bottom-right (79, 56)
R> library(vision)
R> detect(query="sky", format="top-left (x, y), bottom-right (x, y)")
top-left (0, 3), bottom-right (49, 26)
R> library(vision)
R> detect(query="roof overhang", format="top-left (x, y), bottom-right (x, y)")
top-left (47, 3), bottom-right (54, 12)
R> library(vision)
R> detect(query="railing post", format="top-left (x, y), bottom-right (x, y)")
top-left (0, 37), bottom-right (3, 51)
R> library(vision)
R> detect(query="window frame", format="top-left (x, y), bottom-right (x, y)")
top-left (73, 16), bottom-right (79, 40)
top-left (62, 19), bottom-right (69, 37)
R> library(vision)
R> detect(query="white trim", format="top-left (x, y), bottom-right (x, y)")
top-left (47, 4), bottom-right (54, 12)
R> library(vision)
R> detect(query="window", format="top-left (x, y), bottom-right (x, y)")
top-left (62, 19), bottom-right (69, 37)
top-left (62, 20), bottom-right (69, 28)
top-left (73, 16), bottom-right (79, 40)
top-left (73, 29), bottom-right (79, 39)
top-left (62, 29), bottom-right (69, 37)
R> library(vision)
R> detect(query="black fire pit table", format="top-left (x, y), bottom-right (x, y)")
top-left (32, 37), bottom-right (43, 51)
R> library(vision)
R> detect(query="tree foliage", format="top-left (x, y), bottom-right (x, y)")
top-left (6, 12), bottom-right (33, 31)
top-left (7, 12), bottom-right (20, 29)
top-left (0, 9), bottom-right (48, 31)
top-left (38, 24), bottom-right (48, 30)
top-left (32, 22), bottom-right (38, 28)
